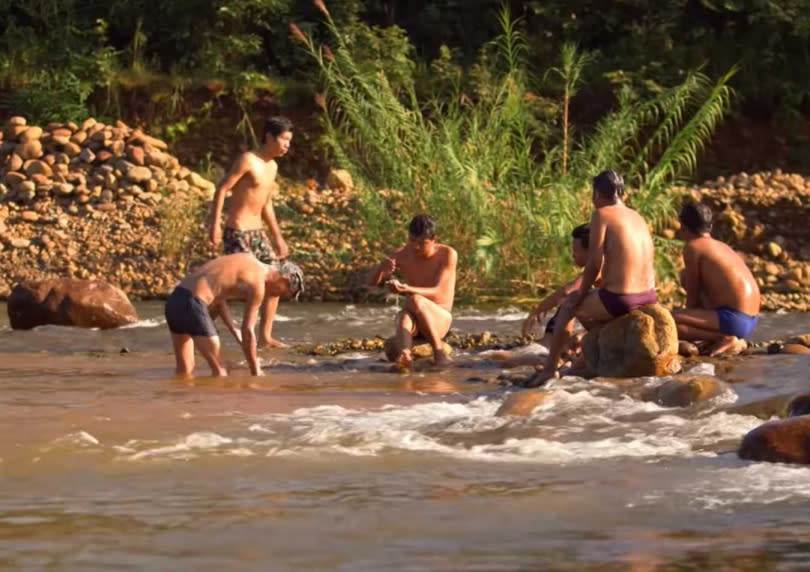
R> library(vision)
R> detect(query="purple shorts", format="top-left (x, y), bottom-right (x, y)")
top-left (598, 288), bottom-right (658, 318)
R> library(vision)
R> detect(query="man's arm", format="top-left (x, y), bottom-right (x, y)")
top-left (370, 252), bottom-right (399, 286)
top-left (391, 249), bottom-right (458, 301)
top-left (210, 154), bottom-right (250, 245)
top-left (216, 299), bottom-right (242, 344)
top-left (682, 244), bottom-right (702, 309)
top-left (261, 191), bottom-right (289, 259)
top-left (571, 213), bottom-right (605, 308)
top-left (240, 282), bottom-right (265, 375)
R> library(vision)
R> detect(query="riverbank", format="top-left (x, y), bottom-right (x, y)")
top-left (0, 118), bottom-right (808, 308)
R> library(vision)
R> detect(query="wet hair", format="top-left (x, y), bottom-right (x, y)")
top-left (571, 223), bottom-right (590, 248)
top-left (408, 214), bottom-right (436, 239)
top-left (679, 201), bottom-right (713, 235)
top-left (279, 260), bottom-right (305, 300)
top-left (264, 116), bottom-right (294, 140)
top-left (592, 169), bottom-right (625, 199)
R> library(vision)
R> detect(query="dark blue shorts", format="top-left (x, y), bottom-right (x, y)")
top-left (716, 306), bottom-right (758, 338)
top-left (165, 286), bottom-right (218, 337)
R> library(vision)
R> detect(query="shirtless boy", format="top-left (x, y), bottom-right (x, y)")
top-left (209, 116), bottom-right (293, 348)
top-left (164, 253), bottom-right (304, 377)
top-left (527, 170), bottom-right (657, 386)
top-left (371, 214), bottom-right (458, 369)
top-left (673, 201), bottom-right (760, 355)
top-left (522, 223), bottom-right (596, 346)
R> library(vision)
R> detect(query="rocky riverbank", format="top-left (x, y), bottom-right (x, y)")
top-left (0, 117), bottom-right (808, 307)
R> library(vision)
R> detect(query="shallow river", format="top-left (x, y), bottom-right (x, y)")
top-left (0, 302), bottom-right (809, 570)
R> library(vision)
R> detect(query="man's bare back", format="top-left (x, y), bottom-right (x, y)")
top-left (179, 252), bottom-right (268, 306)
top-left (684, 237), bottom-right (759, 314)
top-left (597, 203), bottom-right (656, 294)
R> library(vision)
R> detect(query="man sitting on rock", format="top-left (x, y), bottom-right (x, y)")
top-left (370, 214), bottom-right (458, 370)
top-left (521, 223), bottom-right (598, 346)
top-left (165, 253), bottom-right (304, 378)
top-left (673, 201), bottom-right (760, 355)
top-left (527, 169), bottom-right (657, 386)
top-left (209, 116), bottom-right (293, 348)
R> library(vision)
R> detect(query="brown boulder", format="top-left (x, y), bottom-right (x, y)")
top-left (8, 278), bottom-right (138, 329)
top-left (642, 375), bottom-right (730, 407)
top-left (582, 304), bottom-right (680, 377)
top-left (738, 416), bottom-right (810, 465)
top-left (496, 389), bottom-right (553, 416)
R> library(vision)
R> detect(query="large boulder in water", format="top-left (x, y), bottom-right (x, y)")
top-left (8, 278), bottom-right (138, 329)
top-left (738, 416), bottom-right (810, 464)
top-left (582, 304), bottom-right (680, 378)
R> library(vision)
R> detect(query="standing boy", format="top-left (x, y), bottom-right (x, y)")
top-left (209, 116), bottom-right (293, 348)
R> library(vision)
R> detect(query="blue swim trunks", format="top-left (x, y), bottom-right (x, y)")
top-left (716, 306), bottom-right (759, 338)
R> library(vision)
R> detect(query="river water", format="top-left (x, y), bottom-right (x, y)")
top-left (0, 302), bottom-right (809, 570)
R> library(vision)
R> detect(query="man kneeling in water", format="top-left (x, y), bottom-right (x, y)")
top-left (673, 201), bottom-right (760, 355)
top-left (165, 253), bottom-right (304, 377)
top-left (370, 214), bottom-right (458, 369)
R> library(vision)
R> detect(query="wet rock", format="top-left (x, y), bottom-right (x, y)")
top-left (495, 389), bottom-right (552, 417)
top-left (738, 416), bottom-right (810, 465)
top-left (787, 393), bottom-right (810, 417)
top-left (678, 340), bottom-right (699, 357)
top-left (383, 336), bottom-right (452, 361)
top-left (8, 278), bottom-right (138, 329)
top-left (643, 375), bottom-right (730, 407)
top-left (582, 304), bottom-right (680, 378)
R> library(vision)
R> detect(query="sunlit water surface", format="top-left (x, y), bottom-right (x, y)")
top-left (0, 302), bottom-right (809, 570)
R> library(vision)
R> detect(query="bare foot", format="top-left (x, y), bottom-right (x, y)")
top-left (524, 368), bottom-right (559, 388)
top-left (709, 335), bottom-right (746, 357)
top-left (259, 338), bottom-right (289, 349)
top-left (433, 352), bottom-right (454, 369)
top-left (395, 350), bottom-right (413, 372)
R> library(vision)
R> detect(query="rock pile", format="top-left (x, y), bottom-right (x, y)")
top-left (0, 116), bottom-right (216, 298)
top-left (669, 170), bottom-right (810, 311)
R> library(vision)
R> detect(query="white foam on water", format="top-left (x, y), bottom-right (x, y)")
top-left (685, 362), bottom-right (716, 376)
top-left (639, 459), bottom-right (810, 510)
top-left (455, 306), bottom-right (526, 322)
top-left (120, 317), bottom-right (166, 329)
top-left (123, 431), bottom-right (233, 461)
top-left (52, 431), bottom-right (100, 446)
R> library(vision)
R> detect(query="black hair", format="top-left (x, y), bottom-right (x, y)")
top-left (571, 223), bottom-right (590, 248)
top-left (592, 169), bottom-right (625, 199)
top-left (679, 201), bottom-right (713, 235)
top-left (408, 214), bottom-right (436, 239)
top-left (264, 116), bottom-right (294, 140)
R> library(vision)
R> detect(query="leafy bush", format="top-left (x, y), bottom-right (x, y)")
top-left (295, 4), bottom-right (734, 296)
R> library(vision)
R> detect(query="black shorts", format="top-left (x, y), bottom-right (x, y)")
top-left (544, 307), bottom-right (561, 334)
top-left (165, 286), bottom-right (218, 337)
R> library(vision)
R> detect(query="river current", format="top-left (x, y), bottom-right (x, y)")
top-left (0, 302), bottom-right (809, 570)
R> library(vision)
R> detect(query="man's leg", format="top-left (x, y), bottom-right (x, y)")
top-left (392, 309), bottom-right (417, 369)
top-left (405, 295), bottom-right (453, 367)
top-left (259, 294), bottom-right (287, 348)
top-left (192, 335), bottom-right (228, 377)
top-left (526, 290), bottom-right (613, 387)
top-left (672, 308), bottom-right (740, 356)
top-left (171, 333), bottom-right (195, 377)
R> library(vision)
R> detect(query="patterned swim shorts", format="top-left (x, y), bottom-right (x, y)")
top-left (223, 227), bottom-right (279, 266)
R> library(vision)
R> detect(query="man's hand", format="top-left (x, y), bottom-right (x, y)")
top-left (209, 224), bottom-right (222, 246)
top-left (275, 237), bottom-right (290, 259)
top-left (380, 257), bottom-right (396, 276)
top-left (387, 279), bottom-right (409, 294)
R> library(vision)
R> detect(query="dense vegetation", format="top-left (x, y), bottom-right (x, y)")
top-left (1, 0), bottom-right (808, 293)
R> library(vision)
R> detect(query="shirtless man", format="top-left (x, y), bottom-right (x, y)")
top-left (527, 170), bottom-right (657, 386)
top-left (209, 116), bottom-right (293, 348)
top-left (370, 214), bottom-right (458, 369)
top-left (673, 201), bottom-right (760, 355)
top-left (164, 253), bottom-right (304, 377)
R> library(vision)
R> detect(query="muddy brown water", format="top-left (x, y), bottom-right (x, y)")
top-left (0, 302), bottom-right (809, 570)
